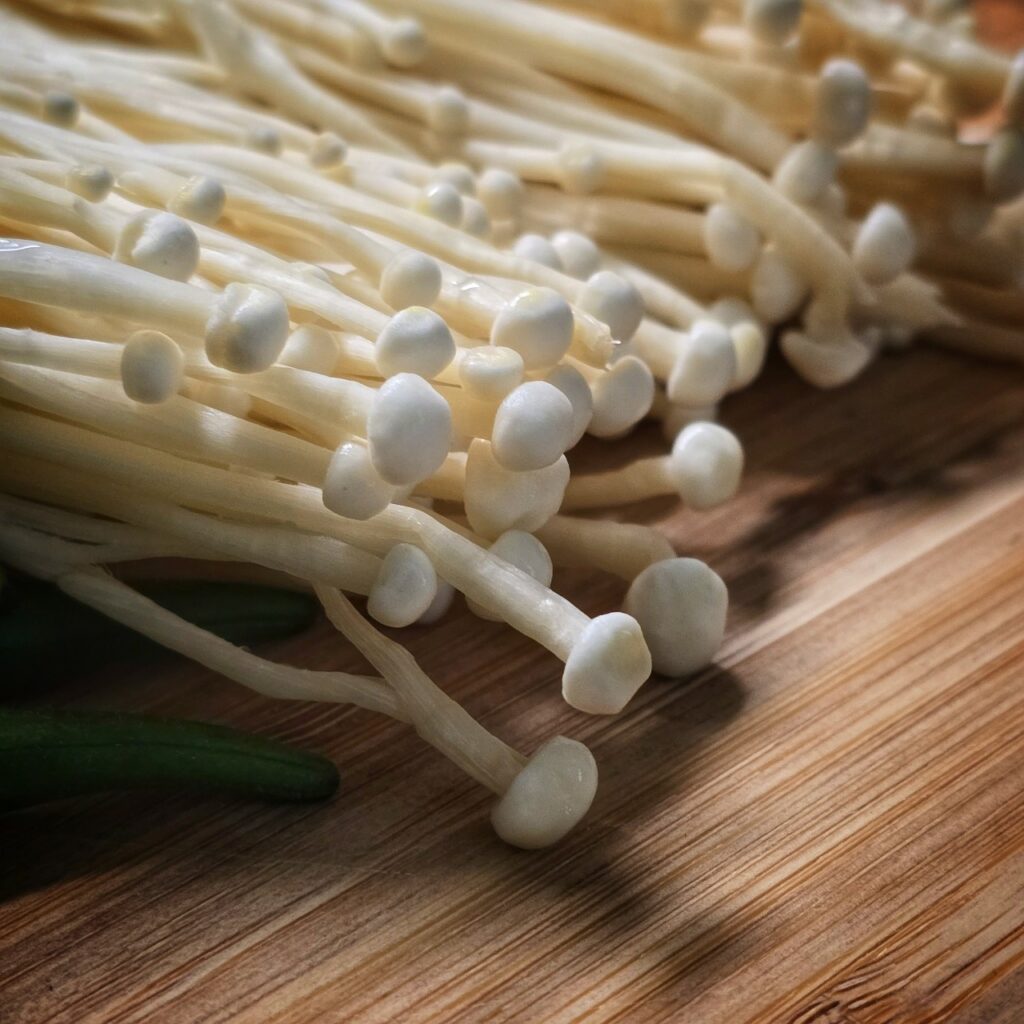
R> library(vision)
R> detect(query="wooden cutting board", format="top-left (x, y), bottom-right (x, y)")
top-left (4, 345), bottom-right (1024, 1024)
top-left (4, 10), bottom-right (1024, 1024)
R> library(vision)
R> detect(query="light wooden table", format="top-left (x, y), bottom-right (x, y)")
top-left (4, 9), bottom-right (1024, 1024)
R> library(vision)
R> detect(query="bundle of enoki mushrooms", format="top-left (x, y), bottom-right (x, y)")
top-left (0, 0), bottom-right (1021, 848)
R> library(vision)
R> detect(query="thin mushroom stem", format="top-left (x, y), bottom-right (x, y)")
top-left (0, 408), bottom-right (653, 715)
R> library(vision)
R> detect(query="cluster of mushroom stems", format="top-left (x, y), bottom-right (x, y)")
top-left (0, 0), bottom-right (1021, 848)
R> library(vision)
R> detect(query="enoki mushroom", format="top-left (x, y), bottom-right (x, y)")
top-left (0, 0), bottom-right (1021, 848)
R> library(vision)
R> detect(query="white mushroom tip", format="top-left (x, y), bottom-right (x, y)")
top-left (368, 543), bottom-right (438, 627)
top-left (460, 197), bottom-right (491, 238)
top-left (458, 345), bottom-right (524, 401)
top-left (416, 182), bottom-right (463, 226)
top-left (464, 438), bottom-right (569, 538)
top-left (562, 611), bottom-right (652, 715)
top-left (588, 354), bottom-right (655, 438)
top-left (704, 203), bottom-right (762, 273)
top-left (668, 320), bottom-right (737, 407)
top-left (781, 329), bottom-right (873, 388)
top-left (65, 164), bottom-right (113, 203)
top-left (434, 162), bottom-right (476, 195)
top-left (379, 249), bottom-right (443, 310)
top-left (624, 558), bottom-right (728, 677)
top-left (669, 421), bottom-right (744, 510)
top-left (375, 306), bottom-right (455, 379)
top-left (246, 126), bottom-right (282, 155)
top-left (576, 270), bottom-right (644, 343)
top-left (309, 132), bottom-right (348, 169)
top-left (120, 329), bottom-right (185, 405)
top-left (491, 380), bottom-right (575, 471)
top-left (544, 363), bottom-right (594, 447)
top-left (477, 168), bottom-right (524, 219)
top-left (367, 372), bottom-right (452, 485)
top-left (322, 441), bottom-right (396, 520)
top-left (490, 287), bottom-right (574, 370)
top-left (169, 175), bottom-right (226, 225)
top-left (204, 282), bottom-right (290, 373)
top-left (279, 324), bottom-right (339, 374)
top-left (853, 203), bottom-right (916, 285)
top-left (42, 90), bottom-right (79, 127)
top-left (382, 16), bottom-right (428, 68)
top-left (114, 210), bottom-right (200, 283)
top-left (750, 247), bottom-right (809, 324)
top-left (772, 141), bottom-right (838, 205)
top-left (512, 233), bottom-right (563, 271)
top-left (490, 737), bottom-right (598, 850)
top-left (428, 85), bottom-right (470, 136)
top-left (551, 230), bottom-right (602, 280)
top-left (559, 141), bottom-right (606, 194)
top-left (813, 59), bottom-right (872, 148)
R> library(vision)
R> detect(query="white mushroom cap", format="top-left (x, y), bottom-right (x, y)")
top-left (375, 306), bottom-right (455, 379)
top-left (477, 168), bottom-right (524, 219)
top-left (42, 90), bottom-right (79, 127)
top-left (464, 438), bottom-right (569, 538)
top-left (322, 441), bottom-right (396, 520)
top-left (781, 329), bottom-right (873, 388)
top-left (772, 141), bottom-right (838, 205)
top-left (382, 17), bottom-right (428, 67)
top-left (984, 130), bottom-right (1024, 203)
top-left (730, 321), bottom-right (768, 390)
top-left (512, 233), bottom-right (562, 270)
top-left (669, 422), bottom-right (744, 510)
top-left (852, 203), bottom-right (916, 285)
top-left (562, 611), bottom-right (652, 715)
top-left (368, 543), bottom-right (438, 627)
top-left (169, 175), bottom-right (226, 225)
top-left (743, 0), bottom-right (803, 46)
top-left (813, 59), bottom-right (872, 147)
top-left (428, 85), bottom-right (470, 136)
top-left (120, 329), bottom-right (184, 405)
top-left (204, 283), bottom-right (290, 373)
top-left (416, 579), bottom-right (455, 625)
top-left (704, 203), bottom-right (762, 273)
top-left (624, 558), bottom-right (728, 677)
top-left (367, 372), bottom-right (452, 484)
top-left (308, 131), bottom-right (347, 169)
top-left (468, 529), bottom-right (553, 620)
top-left (114, 210), bottom-right (200, 283)
top-left (558, 141), bottom-right (606, 194)
top-left (491, 380), bottom-right (575, 471)
top-left (490, 288), bottom-right (574, 370)
top-left (588, 354), bottom-right (655, 438)
top-left (460, 197), bottom-right (491, 238)
top-left (458, 345), bottom-right (524, 400)
top-left (576, 270), bottom-right (644, 342)
top-left (246, 126), bottom-right (282, 155)
top-left (379, 249), bottom-right (443, 310)
top-left (490, 737), bottom-right (598, 849)
top-left (279, 324), bottom-right (339, 374)
top-left (668, 320), bottom-right (737, 407)
top-left (551, 230), bottom-right (602, 280)
top-left (416, 182), bottom-right (463, 225)
top-left (65, 164), bottom-right (113, 203)
top-left (750, 247), bottom-right (809, 324)
top-left (434, 162), bottom-right (476, 195)
top-left (544, 363), bottom-right (594, 447)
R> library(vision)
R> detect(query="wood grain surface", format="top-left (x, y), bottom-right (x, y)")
top-left (4, 9), bottom-right (1024, 1024)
